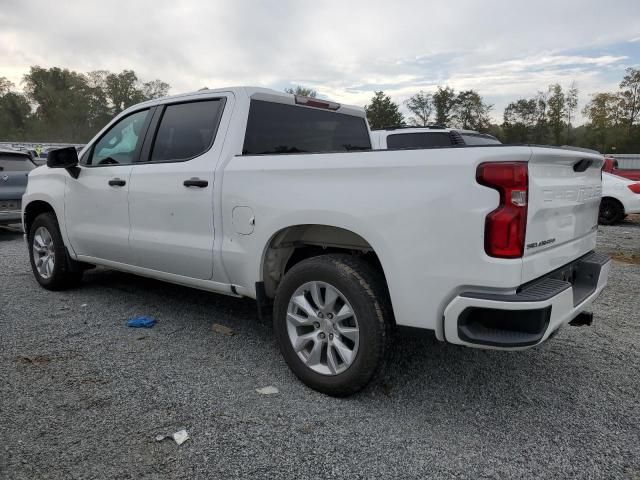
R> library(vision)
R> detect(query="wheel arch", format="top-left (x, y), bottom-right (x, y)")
top-left (23, 200), bottom-right (58, 236)
top-left (599, 196), bottom-right (626, 224)
top-left (601, 195), bottom-right (624, 209)
top-left (260, 224), bottom-right (391, 302)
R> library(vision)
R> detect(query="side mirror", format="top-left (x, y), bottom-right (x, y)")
top-left (46, 147), bottom-right (80, 178)
top-left (47, 147), bottom-right (78, 169)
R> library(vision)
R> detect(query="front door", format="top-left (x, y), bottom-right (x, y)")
top-left (64, 108), bottom-right (151, 264)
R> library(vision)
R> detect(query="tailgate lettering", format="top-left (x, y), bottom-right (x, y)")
top-left (542, 185), bottom-right (601, 202)
top-left (527, 238), bottom-right (556, 250)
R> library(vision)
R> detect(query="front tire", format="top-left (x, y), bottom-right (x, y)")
top-left (28, 212), bottom-right (82, 290)
top-left (273, 254), bottom-right (392, 396)
top-left (599, 197), bottom-right (625, 225)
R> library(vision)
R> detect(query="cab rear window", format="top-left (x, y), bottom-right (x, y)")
top-left (0, 154), bottom-right (35, 172)
top-left (242, 100), bottom-right (371, 155)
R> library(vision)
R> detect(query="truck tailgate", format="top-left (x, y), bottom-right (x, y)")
top-left (522, 147), bottom-right (603, 283)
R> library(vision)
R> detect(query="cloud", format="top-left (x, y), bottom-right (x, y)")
top-left (0, 0), bottom-right (639, 123)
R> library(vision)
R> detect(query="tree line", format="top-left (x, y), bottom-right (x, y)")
top-left (359, 67), bottom-right (640, 153)
top-left (0, 66), bottom-right (169, 143)
top-left (2, 66), bottom-right (639, 153)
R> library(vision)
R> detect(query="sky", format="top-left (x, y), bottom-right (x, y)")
top-left (1, 0), bottom-right (639, 123)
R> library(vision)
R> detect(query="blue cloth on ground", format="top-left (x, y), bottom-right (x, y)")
top-left (127, 316), bottom-right (157, 328)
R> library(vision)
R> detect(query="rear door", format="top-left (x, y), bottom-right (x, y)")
top-left (0, 152), bottom-right (34, 211)
top-left (127, 96), bottom-right (229, 279)
top-left (523, 148), bottom-right (603, 282)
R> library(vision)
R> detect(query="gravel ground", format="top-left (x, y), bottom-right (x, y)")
top-left (1, 217), bottom-right (639, 479)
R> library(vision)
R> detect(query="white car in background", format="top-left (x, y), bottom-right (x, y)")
top-left (599, 172), bottom-right (640, 225)
top-left (370, 126), bottom-right (501, 149)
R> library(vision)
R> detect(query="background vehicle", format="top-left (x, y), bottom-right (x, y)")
top-left (599, 172), bottom-right (640, 224)
top-left (1, 149), bottom-right (35, 225)
top-left (370, 126), bottom-right (501, 149)
top-left (602, 156), bottom-right (640, 181)
top-left (22, 87), bottom-right (609, 396)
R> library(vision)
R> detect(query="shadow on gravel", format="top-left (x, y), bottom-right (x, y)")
top-left (81, 267), bottom-right (259, 323)
top-left (620, 214), bottom-right (640, 227)
top-left (75, 266), bottom-right (603, 407)
top-left (0, 225), bottom-right (24, 241)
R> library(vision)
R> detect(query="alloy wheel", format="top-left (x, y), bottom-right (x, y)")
top-left (286, 281), bottom-right (360, 375)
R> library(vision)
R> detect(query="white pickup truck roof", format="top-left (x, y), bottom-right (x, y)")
top-left (128, 86), bottom-right (367, 119)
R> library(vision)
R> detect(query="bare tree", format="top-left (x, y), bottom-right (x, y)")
top-left (619, 67), bottom-right (640, 135)
top-left (404, 91), bottom-right (433, 126)
top-left (547, 84), bottom-right (565, 145)
top-left (565, 81), bottom-right (578, 143)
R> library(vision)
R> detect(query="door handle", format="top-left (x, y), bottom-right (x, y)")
top-left (183, 178), bottom-right (208, 188)
top-left (108, 178), bottom-right (126, 187)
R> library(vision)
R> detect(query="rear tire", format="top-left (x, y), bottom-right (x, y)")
top-left (599, 197), bottom-right (625, 225)
top-left (273, 254), bottom-right (392, 397)
top-left (28, 212), bottom-right (82, 290)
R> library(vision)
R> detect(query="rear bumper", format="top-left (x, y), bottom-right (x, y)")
top-left (622, 194), bottom-right (640, 214)
top-left (443, 252), bottom-right (611, 349)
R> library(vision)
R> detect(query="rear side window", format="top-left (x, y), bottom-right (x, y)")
top-left (242, 100), bottom-right (371, 155)
top-left (151, 100), bottom-right (224, 162)
top-left (0, 154), bottom-right (35, 172)
top-left (460, 134), bottom-right (501, 145)
top-left (386, 132), bottom-right (453, 149)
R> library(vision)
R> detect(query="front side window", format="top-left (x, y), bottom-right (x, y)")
top-left (150, 100), bottom-right (224, 162)
top-left (88, 109), bottom-right (149, 165)
top-left (242, 100), bottom-right (371, 155)
top-left (386, 132), bottom-right (453, 149)
top-left (0, 154), bottom-right (35, 171)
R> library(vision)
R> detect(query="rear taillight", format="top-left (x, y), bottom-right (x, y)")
top-left (628, 183), bottom-right (640, 194)
top-left (476, 162), bottom-right (528, 259)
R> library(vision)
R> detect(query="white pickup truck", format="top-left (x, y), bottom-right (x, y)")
top-left (23, 87), bottom-right (611, 396)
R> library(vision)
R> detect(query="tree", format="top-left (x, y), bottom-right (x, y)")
top-left (16, 66), bottom-right (171, 142)
top-left (547, 84), bottom-right (565, 145)
top-left (0, 89), bottom-right (31, 141)
top-left (23, 66), bottom-right (95, 141)
top-left (404, 91), bottom-right (433, 126)
top-left (452, 90), bottom-right (492, 131)
top-left (284, 85), bottom-right (317, 98)
top-left (85, 70), bottom-right (112, 132)
top-left (105, 70), bottom-right (146, 114)
top-left (0, 77), bottom-right (30, 141)
top-left (364, 91), bottom-right (404, 129)
top-left (502, 98), bottom-right (538, 143)
top-left (532, 90), bottom-right (549, 143)
top-left (432, 86), bottom-right (457, 126)
top-left (0, 77), bottom-right (14, 96)
top-left (142, 79), bottom-right (171, 100)
top-left (565, 81), bottom-right (578, 143)
top-left (582, 92), bottom-right (621, 152)
top-left (619, 67), bottom-right (640, 135)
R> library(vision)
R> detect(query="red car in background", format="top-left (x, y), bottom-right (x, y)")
top-left (603, 156), bottom-right (640, 181)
